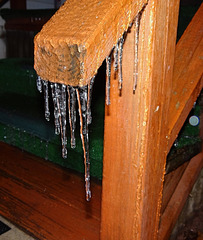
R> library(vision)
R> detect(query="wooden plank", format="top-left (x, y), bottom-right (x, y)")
top-left (158, 152), bottom-right (203, 240)
top-left (168, 4), bottom-right (203, 151)
top-left (0, 142), bottom-right (101, 220)
top-left (100, 0), bottom-right (180, 239)
top-left (34, 0), bottom-right (148, 86)
top-left (160, 161), bottom-right (188, 214)
top-left (0, 142), bottom-right (101, 240)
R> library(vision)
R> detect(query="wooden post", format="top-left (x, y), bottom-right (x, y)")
top-left (100, 0), bottom-right (180, 239)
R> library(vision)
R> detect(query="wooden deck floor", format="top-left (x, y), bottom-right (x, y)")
top-left (0, 142), bottom-right (101, 240)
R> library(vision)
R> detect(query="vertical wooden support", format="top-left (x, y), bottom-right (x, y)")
top-left (100, 0), bottom-right (180, 239)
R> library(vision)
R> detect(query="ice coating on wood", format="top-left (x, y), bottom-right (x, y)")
top-left (76, 86), bottom-right (91, 201)
top-left (134, 15), bottom-right (140, 90)
top-left (67, 86), bottom-right (77, 149)
top-left (133, 5), bottom-right (145, 90)
top-left (114, 43), bottom-right (119, 72)
top-left (50, 83), bottom-right (60, 135)
top-left (106, 55), bottom-right (112, 105)
top-left (105, 34), bottom-right (125, 104)
top-left (36, 75), bottom-right (42, 93)
top-left (37, 75), bottom-right (96, 200)
top-left (118, 35), bottom-right (124, 90)
top-left (104, 8), bottom-right (145, 99)
top-left (35, 2), bottom-right (147, 201)
top-left (60, 84), bottom-right (68, 158)
top-left (34, 0), bottom-right (149, 86)
top-left (50, 83), bottom-right (68, 158)
top-left (42, 79), bottom-right (50, 121)
top-left (87, 76), bottom-right (95, 125)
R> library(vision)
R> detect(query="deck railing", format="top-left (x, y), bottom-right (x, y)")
top-left (34, 1), bottom-right (203, 239)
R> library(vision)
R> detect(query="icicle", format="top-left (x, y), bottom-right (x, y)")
top-left (118, 35), bottom-right (124, 90)
top-left (67, 86), bottom-right (77, 149)
top-left (76, 86), bottom-right (91, 201)
top-left (42, 79), bottom-right (50, 121)
top-left (50, 83), bottom-right (67, 158)
top-left (87, 76), bottom-right (95, 125)
top-left (114, 42), bottom-right (119, 72)
top-left (60, 84), bottom-right (67, 158)
top-left (50, 83), bottom-right (60, 135)
top-left (133, 12), bottom-right (142, 91)
top-left (106, 55), bottom-right (112, 105)
top-left (36, 75), bottom-right (42, 93)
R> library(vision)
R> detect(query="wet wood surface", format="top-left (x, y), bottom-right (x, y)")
top-left (0, 142), bottom-right (101, 240)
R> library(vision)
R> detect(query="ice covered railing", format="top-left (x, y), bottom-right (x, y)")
top-left (34, 0), bottom-right (148, 201)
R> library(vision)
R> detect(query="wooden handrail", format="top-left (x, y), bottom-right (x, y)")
top-left (33, 0), bottom-right (203, 239)
top-left (34, 0), bottom-right (148, 86)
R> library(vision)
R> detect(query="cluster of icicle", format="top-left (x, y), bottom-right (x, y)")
top-left (36, 75), bottom-right (94, 201)
top-left (36, 7), bottom-right (145, 201)
top-left (105, 6), bottom-right (144, 104)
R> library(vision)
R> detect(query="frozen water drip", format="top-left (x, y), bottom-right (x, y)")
top-left (106, 55), bottom-right (112, 105)
top-left (35, 1), bottom-right (147, 201)
top-left (118, 35), bottom-right (124, 90)
top-left (114, 42), bottom-right (119, 72)
top-left (36, 75), bottom-right (96, 200)
top-left (36, 75), bottom-right (42, 93)
top-left (67, 86), bottom-right (77, 149)
top-left (50, 83), bottom-right (61, 135)
top-left (60, 84), bottom-right (68, 158)
top-left (76, 86), bottom-right (91, 201)
top-left (87, 76), bottom-right (95, 125)
top-left (133, 6), bottom-right (145, 90)
top-left (42, 79), bottom-right (50, 121)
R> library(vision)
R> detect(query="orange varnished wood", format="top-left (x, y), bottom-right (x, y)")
top-left (34, 0), bottom-right (148, 86)
top-left (101, 0), bottom-right (180, 239)
top-left (0, 142), bottom-right (101, 240)
top-left (168, 3), bottom-right (203, 151)
top-left (160, 161), bottom-right (188, 215)
top-left (158, 152), bottom-right (203, 240)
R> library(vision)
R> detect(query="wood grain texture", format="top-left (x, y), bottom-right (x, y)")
top-left (34, 0), bottom-right (148, 86)
top-left (100, 0), bottom-right (180, 239)
top-left (0, 142), bottom-right (101, 240)
top-left (160, 161), bottom-right (189, 215)
top-left (158, 152), bottom-right (203, 240)
top-left (168, 3), bottom-right (203, 151)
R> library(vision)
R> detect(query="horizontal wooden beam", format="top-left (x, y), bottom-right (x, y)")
top-left (167, 3), bottom-right (203, 151)
top-left (34, 0), bottom-right (147, 86)
top-left (158, 152), bottom-right (203, 240)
